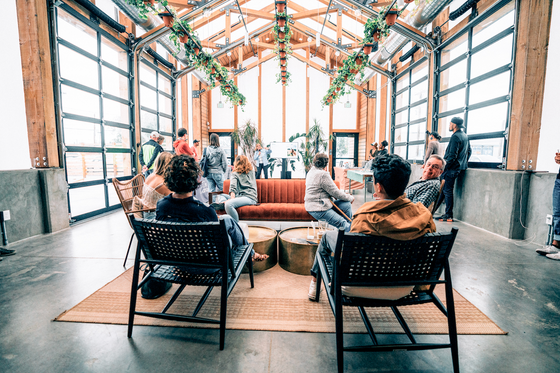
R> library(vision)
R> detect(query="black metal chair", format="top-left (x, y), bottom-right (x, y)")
top-left (314, 227), bottom-right (460, 373)
top-left (127, 215), bottom-right (254, 350)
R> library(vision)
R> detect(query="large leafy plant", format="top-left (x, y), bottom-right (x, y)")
top-left (289, 119), bottom-right (334, 172)
top-left (231, 120), bottom-right (260, 166)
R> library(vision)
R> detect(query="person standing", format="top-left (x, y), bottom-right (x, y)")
top-left (434, 117), bottom-right (471, 222)
top-left (192, 139), bottom-right (200, 162)
top-left (537, 151), bottom-right (560, 259)
top-left (173, 128), bottom-right (195, 157)
top-left (139, 131), bottom-right (164, 177)
top-left (424, 131), bottom-right (442, 164)
top-left (253, 143), bottom-right (272, 179)
top-left (206, 133), bottom-right (228, 192)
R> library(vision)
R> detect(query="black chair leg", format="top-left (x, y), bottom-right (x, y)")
top-left (127, 242), bottom-right (141, 338)
top-left (336, 296), bottom-right (344, 373)
top-left (219, 277), bottom-right (228, 350)
top-left (248, 253), bottom-right (254, 288)
top-left (123, 232), bottom-right (135, 268)
top-left (445, 264), bottom-right (460, 373)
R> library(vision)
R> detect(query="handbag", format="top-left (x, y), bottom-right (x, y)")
top-left (199, 147), bottom-right (209, 178)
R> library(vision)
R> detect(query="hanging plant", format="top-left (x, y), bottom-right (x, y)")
top-left (382, 4), bottom-right (400, 27)
top-left (276, 71), bottom-right (292, 86)
top-left (126, 0), bottom-right (155, 19)
top-left (276, 12), bottom-right (288, 27)
top-left (275, 0), bottom-right (287, 13)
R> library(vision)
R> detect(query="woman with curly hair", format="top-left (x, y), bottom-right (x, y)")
top-left (212, 155), bottom-right (257, 222)
top-left (133, 152), bottom-right (173, 220)
top-left (156, 155), bottom-right (267, 261)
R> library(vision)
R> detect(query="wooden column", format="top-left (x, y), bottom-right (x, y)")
top-left (329, 77), bottom-right (334, 171)
top-left (425, 53), bottom-right (436, 149)
top-left (379, 75), bottom-right (388, 143)
top-left (16, 0), bottom-right (59, 168)
top-left (192, 77), bottom-right (202, 146)
top-left (258, 49), bottom-right (262, 139)
top-left (306, 48), bottom-right (310, 134)
top-left (367, 76), bottom-right (377, 149)
top-left (507, 0), bottom-right (554, 170)
top-left (282, 84), bottom-right (286, 142)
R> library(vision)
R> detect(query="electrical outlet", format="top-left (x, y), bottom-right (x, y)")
top-left (546, 214), bottom-right (553, 226)
top-left (1, 210), bottom-right (10, 221)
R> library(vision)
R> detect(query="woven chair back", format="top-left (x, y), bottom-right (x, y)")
top-left (337, 231), bottom-right (456, 287)
top-left (113, 175), bottom-right (145, 228)
top-left (131, 219), bottom-right (231, 268)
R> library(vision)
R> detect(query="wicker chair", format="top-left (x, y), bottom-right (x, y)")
top-left (112, 175), bottom-right (155, 267)
top-left (127, 215), bottom-right (254, 350)
top-left (314, 227), bottom-right (460, 373)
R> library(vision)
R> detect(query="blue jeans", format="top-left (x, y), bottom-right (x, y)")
top-left (256, 164), bottom-right (269, 179)
top-left (310, 229), bottom-right (338, 277)
top-left (435, 169), bottom-right (461, 217)
top-left (220, 215), bottom-right (254, 256)
top-left (553, 179), bottom-right (560, 241)
top-left (308, 200), bottom-right (353, 232)
top-left (207, 172), bottom-right (224, 192)
top-left (225, 196), bottom-right (257, 222)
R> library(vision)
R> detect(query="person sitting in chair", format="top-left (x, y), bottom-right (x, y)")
top-left (308, 154), bottom-right (436, 301)
top-left (404, 154), bottom-right (445, 209)
top-left (156, 155), bottom-right (268, 261)
top-left (305, 153), bottom-right (354, 232)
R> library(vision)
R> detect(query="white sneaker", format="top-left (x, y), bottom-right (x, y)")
top-left (536, 245), bottom-right (559, 255)
top-left (546, 252), bottom-right (560, 260)
top-left (308, 280), bottom-right (317, 301)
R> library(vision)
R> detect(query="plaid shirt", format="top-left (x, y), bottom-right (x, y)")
top-left (404, 178), bottom-right (440, 208)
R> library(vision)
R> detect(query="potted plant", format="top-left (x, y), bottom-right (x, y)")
top-left (275, 0), bottom-right (287, 12)
top-left (276, 12), bottom-right (287, 27)
top-left (383, 4), bottom-right (399, 26)
top-left (159, 12), bottom-right (174, 27)
top-left (126, 0), bottom-right (154, 19)
top-left (232, 120), bottom-right (259, 162)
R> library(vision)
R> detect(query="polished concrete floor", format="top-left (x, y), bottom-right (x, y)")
top-left (1, 195), bottom-right (560, 372)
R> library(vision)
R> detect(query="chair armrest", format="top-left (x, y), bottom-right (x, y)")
top-left (208, 191), bottom-right (224, 204)
top-left (129, 207), bottom-right (156, 213)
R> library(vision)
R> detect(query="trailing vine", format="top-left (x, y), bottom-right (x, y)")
top-left (274, 1), bottom-right (292, 86)
top-left (126, 0), bottom-right (246, 107)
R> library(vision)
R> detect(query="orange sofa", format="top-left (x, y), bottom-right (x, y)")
top-left (214, 179), bottom-right (341, 221)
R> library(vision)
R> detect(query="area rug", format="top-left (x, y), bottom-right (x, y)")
top-left (55, 265), bottom-right (506, 335)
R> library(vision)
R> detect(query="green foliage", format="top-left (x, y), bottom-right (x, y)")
top-left (321, 51), bottom-right (368, 106)
top-left (276, 71), bottom-right (292, 86)
top-left (288, 119), bottom-right (333, 172)
top-left (232, 120), bottom-right (259, 163)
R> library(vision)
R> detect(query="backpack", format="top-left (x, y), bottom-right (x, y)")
top-left (200, 148), bottom-right (210, 178)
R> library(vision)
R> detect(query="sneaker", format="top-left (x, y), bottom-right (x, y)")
top-left (210, 202), bottom-right (225, 211)
top-left (308, 280), bottom-right (317, 301)
top-left (536, 245), bottom-right (560, 255)
top-left (434, 214), bottom-right (453, 222)
top-left (0, 248), bottom-right (16, 256)
top-left (546, 252), bottom-right (560, 261)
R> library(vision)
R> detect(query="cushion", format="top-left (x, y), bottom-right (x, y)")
top-left (237, 203), bottom-right (314, 221)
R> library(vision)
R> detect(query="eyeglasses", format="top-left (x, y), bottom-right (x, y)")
top-left (425, 163), bottom-right (442, 170)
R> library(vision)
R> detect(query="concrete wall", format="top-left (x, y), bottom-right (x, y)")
top-left (0, 169), bottom-right (69, 245)
top-left (525, 172), bottom-right (556, 245)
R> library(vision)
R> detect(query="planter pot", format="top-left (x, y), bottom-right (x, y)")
top-left (179, 33), bottom-right (189, 43)
top-left (239, 100), bottom-right (243, 105)
top-left (159, 13), bottom-right (174, 27)
top-left (143, 0), bottom-right (155, 6)
top-left (385, 10), bottom-right (398, 26)
top-left (276, 1), bottom-right (286, 12)
top-left (373, 31), bottom-right (381, 42)
top-left (404, 0), bottom-right (414, 3)
top-left (194, 47), bottom-right (200, 55)
top-left (363, 44), bottom-right (374, 55)
top-left (281, 65), bottom-right (287, 71)
top-left (225, 86), bottom-right (231, 92)
top-left (356, 58), bottom-right (363, 66)
top-left (350, 68), bottom-right (358, 74)
top-left (278, 31), bottom-right (285, 39)
top-left (279, 51), bottom-right (287, 58)
top-left (281, 71), bottom-right (287, 76)
top-left (336, 87), bottom-right (341, 92)
top-left (327, 98), bottom-right (332, 103)
top-left (279, 42), bottom-right (285, 49)
top-left (277, 18), bottom-right (286, 27)
top-left (211, 67), bottom-right (216, 74)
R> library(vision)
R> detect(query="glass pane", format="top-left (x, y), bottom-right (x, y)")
top-left (61, 85), bottom-right (100, 118)
top-left (408, 144), bottom-right (424, 161)
top-left (105, 126), bottom-right (131, 148)
top-left (393, 145), bottom-right (406, 159)
top-left (440, 33), bottom-right (468, 66)
top-left (394, 126), bottom-right (407, 144)
top-left (57, 9), bottom-right (97, 55)
top-left (470, 138), bottom-right (504, 163)
top-left (409, 122), bottom-right (427, 142)
top-left (140, 63), bottom-right (156, 86)
top-left (159, 94), bottom-right (172, 115)
top-left (439, 59), bottom-right (467, 91)
top-left (395, 90), bottom-right (409, 110)
top-left (108, 182), bottom-right (120, 207)
top-left (396, 74), bottom-right (409, 92)
top-left (103, 98), bottom-right (129, 124)
top-left (141, 110), bottom-right (157, 130)
top-left (335, 137), bottom-right (355, 158)
top-left (58, 45), bottom-right (98, 89)
top-left (106, 153), bottom-right (132, 179)
top-left (395, 110), bottom-right (408, 126)
top-left (439, 88), bottom-right (465, 113)
top-left (101, 37), bottom-right (128, 71)
top-left (473, 6), bottom-right (515, 48)
top-left (102, 66), bottom-right (128, 99)
top-left (467, 102), bottom-right (509, 135)
top-left (469, 72), bottom-right (510, 105)
top-left (63, 119), bottom-right (101, 147)
top-left (471, 34), bottom-right (513, 79)
top-left (140, 85), bottom-right (157, 110)
top-left (141, 131), bottom-right (150, 145)
top-left (160, 117), bottom-right (173, 133)
top-left (438, 115), bottom-right (464, 138)
top-left (65, 152), bottom-right (103, 183)
top-left (410, 80), bottom-right (428, 103)
top-left (411, 61), bottom-right (428, 83)
top-left (69, 185), bottom-right (106, 217)
top-left (161, 135), bottom-right (173, 151)
top-left (219, 135), bottom-right (232, 166)
top-left (159, 75), bottom-right (172, 95)
top-left (409, 103), bottom-right (427, 122)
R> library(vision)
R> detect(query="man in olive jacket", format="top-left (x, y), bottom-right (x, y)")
top-left (435, 117), bottom-right (472, 222)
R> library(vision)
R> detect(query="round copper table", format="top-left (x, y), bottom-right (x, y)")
top-left (242, 225), bottom-right (278, 273)
top-left (278, 227), bottom-right (319, 275)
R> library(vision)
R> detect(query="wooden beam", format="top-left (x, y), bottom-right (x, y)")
top-left (367, 76), bottom-right (377, 152)
top-left (253, 41), bottom-right (276, 50)
top-left (16, 0), bottom-right (59, 168)
top-left (329, 77), bottom-right (334, 173)
top-left (291, 7), bottom-right (338, 20)
top-left (507, 0), bottom-right (553, 170)
top-left (229, 8), bottom-right (275, 21)
top-left (337, 11), bottom-right (342, 43)
top-left (282, 84), bottom-right (286, 142)
top-left (258, 49), bottom-right (262, 139)
top-left (192, 77), bottom-right (202, 143)
top-left (306, 48), bottom-right (310, 136)
top-left (225, 8), bottom-right (231, 42)
top-left (181, 76), bottom-right (189, 132)
top-left (379, 75), bottom-right (388, 143)
top-left (192, 0), bottom-right (251, 30)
